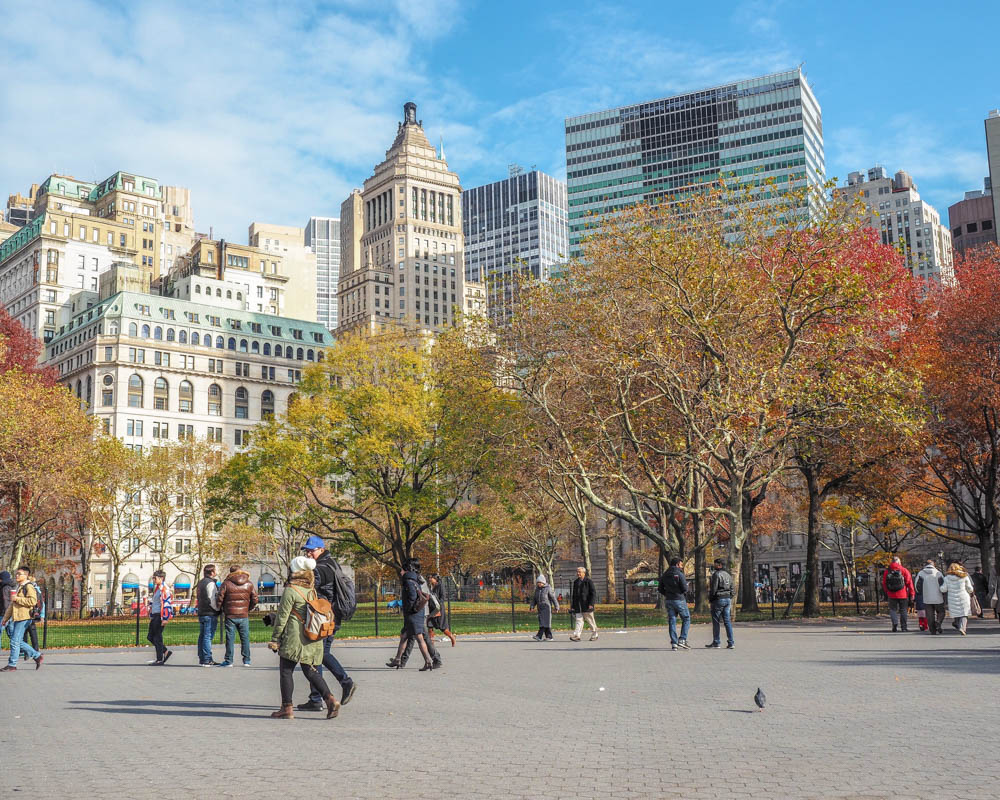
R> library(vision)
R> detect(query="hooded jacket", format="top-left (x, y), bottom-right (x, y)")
top-left (658, 566), bottom-right (689, 600)
top-left (217, 570), bottom-right (258, 618)
top-left (881, 563), bottom-right (914, 600)
top-left (942, 568), bottom-right (974, 618)
top-left (915, 565), bottom-right (945, 604)
top-left (401, 569), bottom-right (426, 617)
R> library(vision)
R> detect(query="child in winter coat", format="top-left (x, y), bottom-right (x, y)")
top-left (914, 590), bottom-right (927, 631)
top-left (529, 575), bottom-right (559, 641)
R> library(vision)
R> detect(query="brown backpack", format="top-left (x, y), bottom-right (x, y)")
top-left (291, 586), bottom-right (336, 641)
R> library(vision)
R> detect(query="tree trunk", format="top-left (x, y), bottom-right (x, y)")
top-left (604, 534), bottom-right (617, 603)
top-left (978, 529), bottom-right (994, 579)
top-left (79, 534), bottom-right (90, 620)
top-left (655, 545), bottom-right (667, 609)
top-left (740, 538), bottom-right (758, 611)
top-left (577, 519), bottom-right (592, 579)
top-left (727, 481), bottom-right (746, 605)
top-left (802, 466), bottom-right (823, 617)
top-left (108, 561), bottom-right (121, 617)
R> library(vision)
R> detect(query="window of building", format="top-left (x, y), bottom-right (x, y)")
top-left (179, 380), bottom-right (193, 413)
top-left (153, 377), bottom-right (169, 410)
top-left (126, 377), bottom-right (142, 407)
top-left (207, 426), bottom-right (222, 443)
top-left (177, 424), bottom-right (194, 441)
top-left (234, 429), bottom-right (251, 447)
top-left (208, 383), bottom-right (222, 416)
top-left (261, 390), bottom-right (275, 419)
top-left (235, 386), bottom-right (249, 419)
top-left (126, 419), bottom-right (143, 437)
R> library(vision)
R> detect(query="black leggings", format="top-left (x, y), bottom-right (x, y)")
top-left (279, 657), bottom-right (331, 705)
top-left (27, 620), bottom-right (39, 651)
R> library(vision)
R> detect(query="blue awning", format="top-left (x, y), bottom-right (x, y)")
top-left (122, 582), bottom-right (139, 589)
top-left (259, 580), bottom-right (276, 588)
top-left (174, 582), bottom-right (192, 589)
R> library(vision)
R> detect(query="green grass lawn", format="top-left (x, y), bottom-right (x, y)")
top-left (36, 600), bottom-right (883, 649)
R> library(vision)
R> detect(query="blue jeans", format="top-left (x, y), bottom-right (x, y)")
top-left (665, 597), bottom-right (691, 645)
top-left (6, 619), bottom-right (40, 667)
top-left (711, 598), bottom-right (734, 645)
top-left (224, 617), bottom-right (251, 664)
top-left (198, 614), bottom-right (219, 664)
top-left (309, 634), bottom-right (349, 703)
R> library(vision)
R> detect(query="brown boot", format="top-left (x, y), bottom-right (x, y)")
top-left (270, 704), bottom-right (294, 719)
top-left (325, 694), bottom-right (341, 719)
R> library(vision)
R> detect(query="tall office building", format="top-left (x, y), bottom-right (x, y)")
top-left (835, 166), bottom-right (953, 282)
top-left (462, 168), bottom-right (568, 324)
top-left (949, 178), bottom-right (996, 258)
top-left (336, 102), bottom-right (485, 338)
top-left (564, 68), bottom-right (824, 257)
top-left (986, 110), bottom-right (1000, 245)
top-left (5, 184), bottom-right (38, 227)
top-left (304, 216), bottom-right (341, 331)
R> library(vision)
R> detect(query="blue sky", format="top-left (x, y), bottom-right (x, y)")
top-left (1, 0), bottom-right (996, 241)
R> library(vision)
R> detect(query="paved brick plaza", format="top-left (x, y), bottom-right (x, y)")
top-left (2, 618), bottom-right (998, 799)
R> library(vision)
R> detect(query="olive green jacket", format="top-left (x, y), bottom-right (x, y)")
top-left (270, 576), bottom-right (324, 665)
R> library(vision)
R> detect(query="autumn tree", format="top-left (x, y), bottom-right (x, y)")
top-left (502, 182), bottom-right (918, 601)
top-left (0, 307), bottom-right (57, 386)
top-left (211, 328), bottom-right (518, 571)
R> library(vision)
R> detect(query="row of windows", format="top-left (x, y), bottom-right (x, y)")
top-left (102, 374), bottom-right (276, 419)
top-left (124, 323), bottom-right (321, 360)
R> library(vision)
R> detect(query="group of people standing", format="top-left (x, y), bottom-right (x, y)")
top-left (656, 557), bottom-right (735, 650)
top-left (528, 567), bottom-right (601, 642)
top-left (883, 555), bottom-right (995, 635)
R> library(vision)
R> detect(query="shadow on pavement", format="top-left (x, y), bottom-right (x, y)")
top-left (811, 648), bottom-right (1000, 675)
top-left (67, 699), bottom-right (273, 718)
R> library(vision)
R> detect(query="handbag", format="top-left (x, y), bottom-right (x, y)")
top-left (969, 591), bottom-right (982, 617)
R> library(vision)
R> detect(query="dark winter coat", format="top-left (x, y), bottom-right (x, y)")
top-left (530, 585), bottom-right (559, 627)
top-left (401, 569), bottom-right (426, 618)
top-left (0, 571), bottom-right (15, 617)
top-left (709, 569), bottom-right (734, 602)
top-left (217, 571), bottom-right (258, 618)
top-left (570, 576), bottom-right (596, 613)
top-left (312, 551), bottom-right (340, 605)
top-left (658, 566), bottom-right (688, 600)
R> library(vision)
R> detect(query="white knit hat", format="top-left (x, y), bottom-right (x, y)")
top-left (536, 574), bottom-right (547, 585)
top-left (290, 556), bottom-right (316, 573)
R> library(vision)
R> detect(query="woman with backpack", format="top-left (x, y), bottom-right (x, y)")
top-left (267, 556), bottom-right (341, 719)
top-left (386, 560), bottom-right (435, 671)
top-left (941, 562), bottom-right (975, 636)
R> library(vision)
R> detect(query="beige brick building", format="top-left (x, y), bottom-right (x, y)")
top-left (248, 221), bottom-right (318, 322)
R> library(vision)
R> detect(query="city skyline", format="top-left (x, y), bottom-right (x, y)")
top-left (0, 1), bottom-right (996, 244)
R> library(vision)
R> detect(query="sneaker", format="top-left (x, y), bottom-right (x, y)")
top-left (341, 680), bottom-right (357, 706)
top-left (960, 630), bottom-right (967, 636)
top-left (201, 662), bottom-right (215, 667)
top-left (705, 643), bottom-right (720, 648)
top-left (544, 636), bottom-right (553, 641)
top-left (891, 625), bottom-right (898, 632)
top-left (161, 650), bottom-right (173, 665)
top-left (671, 644), bottom-right (678, 650)
top-left (726, 643), bottom-right (735, 649)
top-left (217, 662), bottom-right (234, 668)
top-left (677, 640), bottom-right (690, 650)
top-left (531, 634), bottom-right (543, 641)
top-left (147, 660), bottom-right (163, 666)
top-left (569, 636), bottom-right (581, 642)
top-left (243, 661), bottom-right (252, 667)
top-left (296, 700), bottom-right (324, 712)
top-left (590, 633), bottom-right (599, 641)
top-left (1, 666), bottom-right (16, 672)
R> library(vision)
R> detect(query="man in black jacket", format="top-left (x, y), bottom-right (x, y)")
top-left (569, 567), bottom-right (598, 642)
top-left (658, 557), bottom-right (690, 650)
top-left (194, 564), bottom-right (220, 666)
top-left (297, 535), bottom-right (357, 711)
top-left (706, 558), bottom-right (735, 649)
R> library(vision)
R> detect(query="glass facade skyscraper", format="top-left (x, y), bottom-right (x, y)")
top-left (564, 68), bottom-right (824, 257)
top-left (305, 216), bottom-right (340, 331)
top-left (462, 169), bottom-right (568, 323)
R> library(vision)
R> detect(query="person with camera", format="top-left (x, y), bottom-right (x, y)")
top-left (295, 536), bottom-right (356, 711)
top-left (267, 556), bottom-right (340, 720)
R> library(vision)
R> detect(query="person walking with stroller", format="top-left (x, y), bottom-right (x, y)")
top-left (530, 575), bottom-right (559, 641)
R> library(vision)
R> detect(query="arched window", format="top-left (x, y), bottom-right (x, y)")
top-left (127, 374), bottom-right (143, 408)
top-left (239, 338), bottom-right (248, 352)
top-left (226, 290), bottom-right (232, 299)
top-left (208, 383), bottom-right (222, 416)
top-left (153, 377), bottom-right (169, 410)
top-left (141, 324), bottom-right (150, 338)
top-left (191, 332), bottom-right (200, 346)
top-left (317, 351), bottom-right (324, 362)
top-left (263, 343), bottom-right (271, 356)
top-left (178, 380), bottom-right (193, 413)
top-left (236, 292), bottom-right (242, 301)
top-left (85, 375), bottom-right (92, 405)
top-left (261, 389), bottom-right (275, 420)
top-left (287, 392), bottom-right (299, 408)
top-left (102, 374), bottom-right (114, 407)
top-left (178, 330), bottom-right (187, 344)
top-left (296, 347), bottom-right (304, 361)
top-left (227, 337), bottom-right (236, 351)
top-left (166, 328), bottom-right (175, 342)
top-left (251, 340), bottom-right (259, 354)
top-left (215, 336), bottom-right (224, 349)
top-left (153, 326), bottom-right (162, 340)
top-left (307, 349), bottom-right (314, 361)
top-left (273, 344), bottom-right (282, 358)
top-left (195, 284), bottom-right (202, 294)
top-left (216, 288), bottom-right (222, 297)
top-left (75, 379), bottom-right (82, 398)
top-left (235, 386), bottom-right (249, 419)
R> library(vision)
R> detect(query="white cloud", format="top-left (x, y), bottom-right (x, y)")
top-left (0, 0), bottom-right (466, 240)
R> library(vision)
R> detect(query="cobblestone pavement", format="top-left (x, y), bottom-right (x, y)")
top-left (3, 617), bottom-right (999, 799)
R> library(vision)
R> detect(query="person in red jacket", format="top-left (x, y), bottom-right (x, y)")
top-left (882, 556), bottom-right (915, 632)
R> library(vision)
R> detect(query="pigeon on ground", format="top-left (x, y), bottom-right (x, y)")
top-left (754, 688), bottom-right (766, 712)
